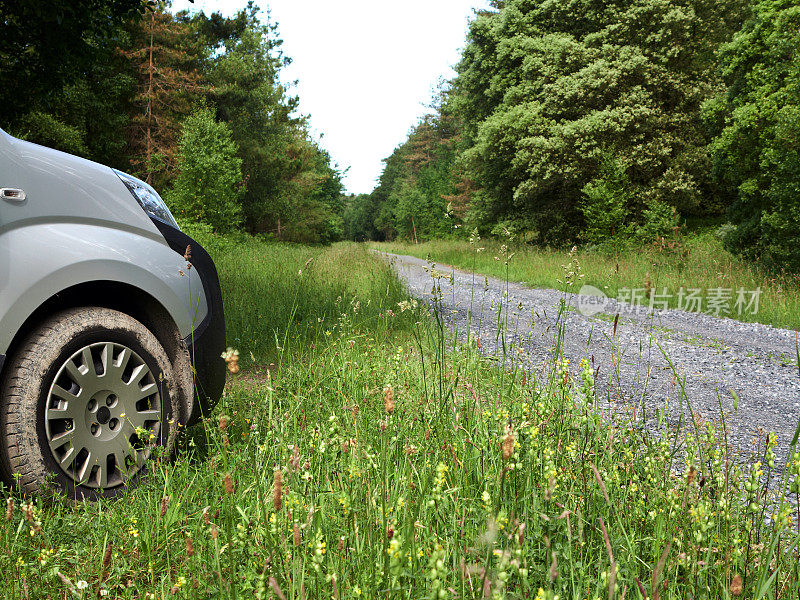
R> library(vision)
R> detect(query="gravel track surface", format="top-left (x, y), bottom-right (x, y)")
top-left (381, 252), bottom-right (800, 467)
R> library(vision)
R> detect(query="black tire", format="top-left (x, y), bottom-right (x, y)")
top-left (0, 308), bottom-right (180, 500)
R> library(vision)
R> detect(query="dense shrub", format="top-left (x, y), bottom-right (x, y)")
top-left (706, 0), bottom-right (800, 270)
top-left (166, 107), bottom-right (244, 233)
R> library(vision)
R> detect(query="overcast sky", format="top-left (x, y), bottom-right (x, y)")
top-left (171, 0), bottom-right (490, 194)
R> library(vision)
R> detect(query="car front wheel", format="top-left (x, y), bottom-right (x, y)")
top-left (0, 307), bottom-right (180, 499)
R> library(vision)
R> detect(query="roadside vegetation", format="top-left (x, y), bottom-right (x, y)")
top-left (3, 234), bottom-right (800, 598)
top-left (371, 232), bottom-right (800, 333)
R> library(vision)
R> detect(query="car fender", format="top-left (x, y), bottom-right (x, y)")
top-left (0, 222), bottom-right (207, 356)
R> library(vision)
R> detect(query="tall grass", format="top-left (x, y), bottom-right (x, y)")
top-left (185, 222), bottom-right (414, 367)
top-left (372, 235), bottom-right (800, 331)
top-left (3, 233), bottom-right (800, 599)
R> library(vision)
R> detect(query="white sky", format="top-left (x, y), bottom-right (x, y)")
top-left (171, 0), bottom-right (490, 194)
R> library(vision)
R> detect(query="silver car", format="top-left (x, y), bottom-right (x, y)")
top-left (0, 128), bottom-right (226, 499)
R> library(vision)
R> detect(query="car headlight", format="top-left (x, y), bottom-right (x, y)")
top-left (113, 169), bottom-right (179, 229)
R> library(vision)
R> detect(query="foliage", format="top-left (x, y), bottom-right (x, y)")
top-left (347, 103), bottom-right (467, 242)
top-left (371, 236), bottom-right (800, 332)
top-left (636, 201), bottom-right (681, 243)
top-left (580, 155), bottom-right (632, 244)
top-left (166, 107), bottom-right (244, 233)
top-left (205, 4), bottom-right (344, 241)
top-left (451, 0), bottom-right (743, 243)
top-left (121, 2), bottom-right (206, 188)
top-left (0, 3), bottom-right (139, 168)
top-left (3, 236), bottom-right (800, 598)
top-left (0, 1), bottom-right (345, 244)
top-left (706, 0), bottom-right (800, 270)
top-left (0, 0), bottom-right (147, 126)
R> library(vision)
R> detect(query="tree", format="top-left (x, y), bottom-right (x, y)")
top-left (0, 0), bottom-right (147, 127)
top-left (208, 5), bottom-right (344, 241)
top-left (706, 0), bottom-right (800, 270)
top-left (452, 0), bottom-right (744, 243)
top-left (166, 107), bottom-right (243, 232)
top-left (367, 103), bottom-right (465, 242)
top-left (121, 2), bottom-right (205, 188)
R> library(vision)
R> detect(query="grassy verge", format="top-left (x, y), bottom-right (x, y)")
top-left (3, 234), bottom-right (800, 598)
top-left (183, 222), bottom-right (414, 368)
top-left (371, 235), bottom-right (800, 332)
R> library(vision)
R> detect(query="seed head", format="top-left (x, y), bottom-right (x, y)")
top-left (221, 348), bottom-right (240, 374)
top-left (380, 421), bottom-right (387, 432)
top-left (5, 498), bottom-right (13, 521)
top-left (383, 386), bottom-right (395, 414)
top-left (687, 465), bottom-right (697, 485)
top-left (223, 473), bottom-right (233, 495)
top-left (730, 573), bottom-right (742, 596)
top-left (102, 543), bottom-right (113, 571)
top-left (202, 506), bottom-right (210, 525)
top-left (218, 414), bottom-right (229, 431)
top-left (290, 446), bottom-right (301, 472)
top-left (273, 470), bottom-right (283, 512)
top-left (502, 431), bottom-right (515, 461)
top-left (210, 524), bottom-right (219, 539)
top-left (186, 535), bottom-right (194, 557)
top-left (160, 495), bottom-right (170, 517)
top-left (293, 522), bottom-right (301, 547)
top-left (21, 501), bottom-right (34, 523)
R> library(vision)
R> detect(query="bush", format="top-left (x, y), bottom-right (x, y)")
top-left (166, 107), bottom-right (244, 233)
top-left (580, 156), bottom-right (632, 245)
top-left (636, 201), bottom-right (680, 243)
top-left (707, 0), bottom-right (800, 270)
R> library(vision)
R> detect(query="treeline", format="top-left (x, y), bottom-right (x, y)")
top-left (349, 0), bottom-right (800, 271)
top-left (0, 1), bottom-right (343, 242)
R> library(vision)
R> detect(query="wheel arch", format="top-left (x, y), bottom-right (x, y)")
top-left (0, 281), bottom-right (194, 422)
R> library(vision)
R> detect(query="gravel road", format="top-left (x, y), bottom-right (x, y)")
top-left (381, 252), bottom-right (800, 467)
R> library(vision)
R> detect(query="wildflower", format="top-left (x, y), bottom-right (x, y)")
top-left (221, 348), bottom-right (240, 374)
top-left (76, 580), bottom-right (88, 591)
top-left (686, 465), bottom-right (697, 485)
top-left (210, 524), bottom-right (219, 539)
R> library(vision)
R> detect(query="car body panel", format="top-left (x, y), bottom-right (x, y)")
top-left (0, 130), bottom-right (208, 355)
top-left (0, 222), bottom-right (207, 355)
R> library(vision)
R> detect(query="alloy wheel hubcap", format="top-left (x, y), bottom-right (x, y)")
top-left (45, 342), bottom-right (163, 489)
